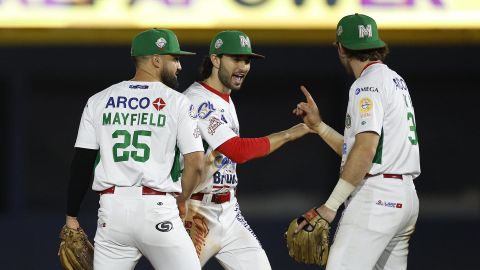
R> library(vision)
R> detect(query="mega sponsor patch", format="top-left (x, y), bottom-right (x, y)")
top-left (355, 86), bottom-right (379, 95)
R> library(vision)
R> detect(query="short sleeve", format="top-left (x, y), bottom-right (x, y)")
top-left (74, 102), bottom-right (99, 150)
top-left (350, 86), bottom-right (384, 136)
top-left (177, 99), bottom-right (204, 155)
top-left (195, 100), bottom-right (236, 150)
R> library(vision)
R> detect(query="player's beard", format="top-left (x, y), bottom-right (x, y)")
top-left (218, 63), bottom-right (245, 91)
top-left (161, 68), bottom-right (179, 90)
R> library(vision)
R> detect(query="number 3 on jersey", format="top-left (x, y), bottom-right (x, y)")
top-left (112, 130), bottom-right (151, 162)
top-left (407, 112), bottom-right (418, 145)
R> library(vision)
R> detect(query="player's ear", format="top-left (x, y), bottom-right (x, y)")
top-left (152, 55), bottom-right (162, 68)
top-left (210, 54), bottom-right (220, 69)
top-left (337, 44), bottom-right (347, 58)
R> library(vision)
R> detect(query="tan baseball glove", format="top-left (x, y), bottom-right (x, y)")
top-left (58, 225), bottom-right (94, 270)
top-left (285, 208), bottom-right (330, 266)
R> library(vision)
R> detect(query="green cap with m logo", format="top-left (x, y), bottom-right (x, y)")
top-left (336, 13), bottom-right (386, 50)
top-left (209, 30), bottom-right (265, 59)
top-left (131, 29), bottom-right (195, 56)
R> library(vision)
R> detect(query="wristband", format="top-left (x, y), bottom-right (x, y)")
top-left (324, 178), bottom-right (356, 212)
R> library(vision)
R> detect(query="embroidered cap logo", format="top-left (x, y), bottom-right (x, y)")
top-left (239, 35), bottom-right (251, 48)
top-left (358, 24), bottom-right (373, 38)
top-left (155, 37), bottom-right (167, 48)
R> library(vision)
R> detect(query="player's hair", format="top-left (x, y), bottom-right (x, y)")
top-left (342, 45), bottom-right (390, 62)
top-left (198, 55), bottom-right (222, 81)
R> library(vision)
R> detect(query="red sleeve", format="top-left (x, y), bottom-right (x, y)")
top-left (216, 136), bottom-right (270, 164)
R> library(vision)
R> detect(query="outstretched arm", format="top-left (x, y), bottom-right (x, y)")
top-left (215, 123), bottom-right (311, 164)
top-left (294, 86), bottom-right (344, 156)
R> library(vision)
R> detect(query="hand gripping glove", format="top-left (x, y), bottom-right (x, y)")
top-left (58, 225), bottom-right (94, 270)
top-left (285, 208), bottom-right (330, 266)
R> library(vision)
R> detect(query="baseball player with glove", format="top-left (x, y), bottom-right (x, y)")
top-left (180, 30), bottom-right (312, 270)
top-left (289, 14), bottom-right (421, 269)
top-left (60, 29), bottom-right (204, 270)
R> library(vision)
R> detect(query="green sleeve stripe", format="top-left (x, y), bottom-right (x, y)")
top-left (170, 147), bottom-right (182, 182)
top-left (372, 128), bottom-right (384, 164)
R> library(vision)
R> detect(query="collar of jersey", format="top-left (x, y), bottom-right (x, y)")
top-left (360, 61), bottom-right (382, 77)
top-left (198, 81), bottom-right (230, 103)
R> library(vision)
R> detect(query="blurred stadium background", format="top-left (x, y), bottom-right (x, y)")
top-left (1, 0), bottom-right (479, 269)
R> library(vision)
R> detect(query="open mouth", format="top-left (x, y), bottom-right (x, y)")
top-left (232, 73), bottom-right (245, 84)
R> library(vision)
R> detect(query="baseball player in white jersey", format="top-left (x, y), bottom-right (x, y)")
top-left (180, 31), bottom-right (311, 269)
top-left (293, 14), bottom-right (421, 269)
top-left (63, 29), bottom-right (204, 270)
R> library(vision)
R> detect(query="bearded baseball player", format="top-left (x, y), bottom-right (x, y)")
top-left (63, 29), bottom-right (204, 270)
top-left (180, 30), bottom-right (311, 269)
top-left (293, 14), bottom-right (420, 269)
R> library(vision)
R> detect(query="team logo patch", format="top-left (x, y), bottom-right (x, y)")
top-left (193, 127), bottom-right (201, 138)
top-left (155, 37), bottom-right (167, 48)
top-left (337, 25), bottom-right (343, 36)
top-left (214, 38), bottom-right (223, 49)
top-left (359, 97), bottom-right (373, 113)
top-left (155, 221), bottom-right (173, 232)
top-left (376, 200), bottom-right (403, 209)
top-left (152, 98), bottom-right (166, 111)
top-left (208, 117), bottom-right (223, 135)
top-left (345, 113), bottom-right (351, 129)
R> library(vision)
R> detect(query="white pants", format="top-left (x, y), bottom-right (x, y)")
top-left (327, 175), bottom-right (419, 270)
top-left (93, 186), bottom-right (201, 270)
top-left (184, 192), bottom-right (271, 270)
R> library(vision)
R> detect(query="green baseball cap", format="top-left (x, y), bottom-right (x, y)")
top-left (209, 31), bottom-right (265, 59)
top-left (131, 29), bottom-right (195, 56)
top-left (336, 13), bottom-right (386, 50)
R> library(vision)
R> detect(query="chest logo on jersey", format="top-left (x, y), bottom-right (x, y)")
top-left (359, 97), bottom-right (373, 113)
top-left (197, 101), bottom-right (216, 119)
top-left (355, 87), bottom-right (378, 95)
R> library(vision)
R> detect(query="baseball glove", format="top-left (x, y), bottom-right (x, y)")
top-left (285, 208), bottom-right (330, 266)
top-left (58, 225), bottom-right (94, 270)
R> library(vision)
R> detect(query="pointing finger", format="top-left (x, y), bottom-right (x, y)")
top-left (300, 85), bottom-right (314, 103)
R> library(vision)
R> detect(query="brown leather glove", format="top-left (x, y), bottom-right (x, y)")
top-left (58, 225), bottom-right (94, 270)
top-left (285, 208), bottom-right (330, 266)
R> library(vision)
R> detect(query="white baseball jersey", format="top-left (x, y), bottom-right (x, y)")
top-left (341, 63), bottom-right (421, 178)
top-left (183, 82), bottom-right (239, 194)
top-left (75, 81), bottom-right (203, 192)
